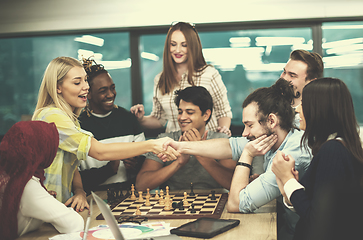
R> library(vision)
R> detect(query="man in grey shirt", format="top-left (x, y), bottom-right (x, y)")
top-left (135, 86), bottom-right (236, 191)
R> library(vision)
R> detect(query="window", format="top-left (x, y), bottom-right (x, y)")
top-left (140, 27), bottom-right (312, 125)
top-left (0, 32), bottom-right (130, 135)
top-left (322, 21), bottom-right (363, 123)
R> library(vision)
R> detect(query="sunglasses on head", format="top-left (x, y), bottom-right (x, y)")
top-left (170, 21), bottom-right (197, 32)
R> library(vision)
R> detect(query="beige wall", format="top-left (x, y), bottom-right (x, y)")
top-left (0, 0), bottom-right (363, 35)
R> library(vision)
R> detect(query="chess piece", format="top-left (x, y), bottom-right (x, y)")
top-left (146, 188), bottom-right (151, 198)
top-left (178, 200), bottom-right (184, 210)
top-left (107, 188), bottom-right (113, 203)
top-left (183, 192), bottom-right (189, 206)
top-left (190, 203), bottom-right (196, 213)
top-left (210, 190), bottom-right (216, 200)
top-left (138, 191), bottom-right (143, 202)
top-left (159, 195), bottom-right (165, 205)
top-left (117, 189), bottom-right (123, 199)
top-left (130, 184), bottom-right (136, 200)
top-left (172, 201), bottom-right (179, 209)
top-left (154, 190), bottom-right (160, 200)
top-left (166, 186), bottom-right (170, 197)
top-left (165, 189), bottom-right (170, 202)
top-left (145, 195), bottom-right (151, 206)
top-left (160, 189), bottom-right (164, 199)
top-left (189, 182), bottom-right (195, 196)
top-left (164, 197), bottom-right (171, 210)
top-left (135, 205), bottom-right (141, 215)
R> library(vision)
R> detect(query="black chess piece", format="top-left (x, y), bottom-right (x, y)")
top-left (172, 201), bottom-right (179, 209)
top-left (117, 189), bottom-right (124, 199)
top-left (107, 188), bottom-right (113, 202)
top-left (210, 190), bottom-right (216, 200)
top-left (190, 203), bottom-right (196, 213)
top-left (189, 182), bottom-right (195, 196)
top-left (107, 188), bottom-right (117, 203)
top-left (178, 200), bottom-right (184, 210)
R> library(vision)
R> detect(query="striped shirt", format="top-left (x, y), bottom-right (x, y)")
top-left (151, 66), bottom-right (232, 132)
top-left (34, 107), bottom-right (93, 203)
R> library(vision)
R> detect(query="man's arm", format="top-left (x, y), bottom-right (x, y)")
top-left (135, 155), bottom-right (189, 191)
top-left (227, 151), bottom-right (253, 212)
top-left (227, 134), bottom-right (278, 212)
top-left (196, 157), bottom-right (236, 190)
top-left (163, 138), bottom-right (233, 160)
top-left (180, 129), bottom-right (236, 190)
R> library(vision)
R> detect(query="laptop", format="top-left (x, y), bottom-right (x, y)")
top-left (91, 191), bottom-right (182, 240)
top-left (91, 191), bottom-right (125, 240)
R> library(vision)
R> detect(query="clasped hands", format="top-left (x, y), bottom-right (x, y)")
top-left (271, 150), bottom-right (299, 198)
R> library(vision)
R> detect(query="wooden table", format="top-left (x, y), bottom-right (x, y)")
top-left (17, 190), bottom-right (277, 240)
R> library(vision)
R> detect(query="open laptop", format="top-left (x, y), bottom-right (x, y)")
top-left (91, 192), bottom-right (181, 240)
top-left (91, 191), bottom-right (125, 240)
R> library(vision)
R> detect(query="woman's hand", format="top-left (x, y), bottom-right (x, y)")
top-left (130, 104), bottom-right (145, 120)
top-left (271, 151), bottom-right (297, 185)
top-left (48, 190), bottom-right (57, 198)
top-left (64, 190), bottom-right (89, 212)
top-left (151, 137), bottom-right (180, 161)
top-left (217, 126), bottom-right (231, 137)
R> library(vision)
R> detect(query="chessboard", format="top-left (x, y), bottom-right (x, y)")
top-left (96, 187), bottom-right (228, 220)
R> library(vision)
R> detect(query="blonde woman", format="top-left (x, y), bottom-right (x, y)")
top-left (131, 22), bottom-right (232, 136)
top-left (32, 56), bottom-right (178, 211)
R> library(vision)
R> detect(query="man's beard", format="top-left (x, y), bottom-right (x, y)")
top-left (247, 126), bottom-right (274, 141)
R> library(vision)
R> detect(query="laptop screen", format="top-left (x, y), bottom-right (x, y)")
top-left (91, 191), bottom-right (125, 240)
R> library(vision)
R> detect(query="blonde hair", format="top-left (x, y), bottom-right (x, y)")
top-left (32, 56), bottom-right (84, 123)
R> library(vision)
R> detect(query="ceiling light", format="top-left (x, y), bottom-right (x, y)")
top-left (74, 35), bottom-right (104, 47)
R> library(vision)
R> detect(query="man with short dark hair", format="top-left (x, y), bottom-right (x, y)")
top-left (136, 86), bottom-right (236, 191)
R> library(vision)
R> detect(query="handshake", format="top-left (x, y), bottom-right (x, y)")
top-left (150, 128), bottom-right (207, 162)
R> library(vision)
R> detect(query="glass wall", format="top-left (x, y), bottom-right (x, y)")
top-left (0, 32), bottom-right (130, 135)
top-left (140, 27), bottom-right (312, 125)
top-left (322, 21), bottom-right (363, 121)
top-left (1, 20), bottom-right (363, 136)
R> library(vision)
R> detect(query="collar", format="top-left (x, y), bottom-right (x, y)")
top-left (265, 129), bottom-right (295, 159)
top-left (327, 132), bottom-right (338, 141)
top-left (91, 111), bottom-right (112, 118)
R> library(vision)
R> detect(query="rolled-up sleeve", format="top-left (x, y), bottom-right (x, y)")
top-left (229, 137), bottom-right (248, 161)
top-left (39, 108), bottom-right (93, 160)
top-left (239, 166), bottom-right (281, 212)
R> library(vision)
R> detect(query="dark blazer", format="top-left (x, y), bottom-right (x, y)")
top-left (291, 140), bottom-right (363, 240)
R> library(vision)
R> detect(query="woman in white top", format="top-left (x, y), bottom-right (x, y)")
top-left (0, 121), bottom-right (84, 239)
top-left (131, 22), bottom-right (233, 136)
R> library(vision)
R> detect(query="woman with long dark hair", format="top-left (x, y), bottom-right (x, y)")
top-left (272, 77), bottom-right (363, 240)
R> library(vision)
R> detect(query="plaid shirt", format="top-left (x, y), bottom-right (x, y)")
top-left (150, 66), bottom-right (232, 132)
top-left (34, 107), bottom-right (93, 203)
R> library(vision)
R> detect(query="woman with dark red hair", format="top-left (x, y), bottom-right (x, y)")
top-left (0, 121), bottom-right (84, 240)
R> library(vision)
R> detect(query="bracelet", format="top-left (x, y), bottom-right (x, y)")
top-left (236, 162), bottom-right (252, 170)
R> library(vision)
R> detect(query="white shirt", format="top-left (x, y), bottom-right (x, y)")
top-left (17, 176), bottom-right (84, 236)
